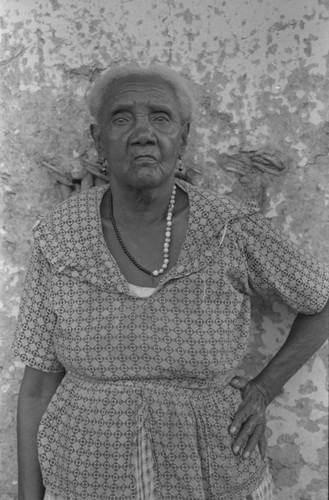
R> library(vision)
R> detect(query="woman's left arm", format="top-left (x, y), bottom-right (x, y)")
top-left (229, 299), bottom-right (329, 459)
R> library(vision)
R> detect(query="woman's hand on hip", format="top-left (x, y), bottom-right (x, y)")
top-left (229, 376), bottom-right (269, 460)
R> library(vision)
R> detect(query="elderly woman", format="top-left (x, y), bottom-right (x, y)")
top-left (14, 64), bottom-right (329, 500)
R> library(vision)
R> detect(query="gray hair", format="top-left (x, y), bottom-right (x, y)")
top-left (87, 63), bottom-right (194, 125)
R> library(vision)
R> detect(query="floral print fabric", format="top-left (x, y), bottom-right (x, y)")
top-left (13, 180), bottom-right (329, 499)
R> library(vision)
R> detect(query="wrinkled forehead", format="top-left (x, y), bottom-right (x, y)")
top-left (103, 74), bottom-right (182, 115)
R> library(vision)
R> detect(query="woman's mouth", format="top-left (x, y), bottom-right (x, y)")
top-left (133, 155), bottom-right (158, 165)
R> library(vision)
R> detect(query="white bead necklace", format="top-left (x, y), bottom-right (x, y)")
top-left (110, 183), bottom-right (177, 277)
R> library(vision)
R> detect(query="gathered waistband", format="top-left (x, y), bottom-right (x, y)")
top-left (65, 370), bottom-right (237, 400)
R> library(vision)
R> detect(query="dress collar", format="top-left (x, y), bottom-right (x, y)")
top-left (34, 180), bottom-right (259, 294)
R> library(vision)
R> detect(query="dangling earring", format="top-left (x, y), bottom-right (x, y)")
top-left (100, 157), bottom-right (109, 175)
top-left (178, 157), bottom-right (184, 173)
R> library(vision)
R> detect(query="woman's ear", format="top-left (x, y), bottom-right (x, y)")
top-left (90, 123), bottom-right (103, 157)
top-left (179, 122), bottom-right (190, 155)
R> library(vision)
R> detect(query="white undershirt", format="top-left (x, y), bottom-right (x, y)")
top-left (128, 282), bottom-right (156, 298)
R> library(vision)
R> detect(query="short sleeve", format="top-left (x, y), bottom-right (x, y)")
top-left (234, 212), bottom-right (329, 314)
top-left (12, 242), bottom-right (65, 373)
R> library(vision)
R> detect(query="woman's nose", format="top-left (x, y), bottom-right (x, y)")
top-left (130, 114), bottom-right (156, 145)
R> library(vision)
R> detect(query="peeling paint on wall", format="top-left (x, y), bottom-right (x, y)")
top-left (1, 0), bottom-right (328, 498)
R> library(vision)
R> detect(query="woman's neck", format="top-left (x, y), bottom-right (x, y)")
top-left (109, 179), bottom-right (176, 226)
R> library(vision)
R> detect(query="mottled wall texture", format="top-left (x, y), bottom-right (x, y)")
top-left (0, 0), bottom-right (328, 498)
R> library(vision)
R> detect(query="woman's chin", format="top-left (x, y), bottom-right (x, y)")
top-left (128, 169), bottom-right (171, 190)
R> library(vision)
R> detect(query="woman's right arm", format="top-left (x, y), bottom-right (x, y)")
top-left (17, 366), bottom-right (65, 500)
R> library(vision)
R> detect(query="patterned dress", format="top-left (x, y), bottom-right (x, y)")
top-left (13, 180), bottom-right (329, 500)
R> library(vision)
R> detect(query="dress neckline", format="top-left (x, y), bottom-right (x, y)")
top-left (96, 180), bottom-right (193, 292)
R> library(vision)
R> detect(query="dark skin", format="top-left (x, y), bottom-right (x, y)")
top-left (92, 75), bottom-right (329, 462)
top-left (17, 75), bottom-right (191, 499)
top-left (17, 367), bottom-right (65, 500)
top-left (17, 74), bottom-right (329, 498)
top-left (229, 302), bottom-right (329, 459)
top-left (91, 74), bottom-right (190, 287)
top-left (100, 186), bottom-right (189, 287)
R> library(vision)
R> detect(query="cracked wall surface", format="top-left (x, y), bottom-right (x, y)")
top-left (0, 0), bottom-right (328, 498)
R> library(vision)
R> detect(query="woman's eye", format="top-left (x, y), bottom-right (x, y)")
top-left (112, 116), bottom-right (130, 125)
top-left (153, 114), bottom-right (170, 123)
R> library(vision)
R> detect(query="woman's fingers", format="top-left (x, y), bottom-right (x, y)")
top-left (231, 415), bottom-right (261, 456)
top-left (258, 427), bottom-right (267, 460)
top-left (237, 421), bottom-right (266, 459)
top-left (229, 405), bottom-right (249, 437)
top-left (229, 375), bottom-right (249, 390)
top-left (229, 381), bottom-right (268, 459)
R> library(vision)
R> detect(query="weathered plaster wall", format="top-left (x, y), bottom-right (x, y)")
top-left (0, 0), bottom-right (328, 498)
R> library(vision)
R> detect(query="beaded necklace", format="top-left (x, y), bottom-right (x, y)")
top-left (109, 184), bottom-right (177, 277)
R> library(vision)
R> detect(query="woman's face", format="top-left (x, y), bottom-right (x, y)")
top-left (92, 74), bottom-right (189, 191)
